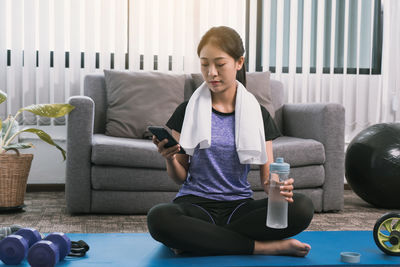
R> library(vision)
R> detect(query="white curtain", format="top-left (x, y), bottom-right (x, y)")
top-left (0, 0), bottom-right (128, 126)
top-left (0, 0), bottom-right (245, 127)
top-left (380, 0), bottom-right (400, 124)
top-left (260, 0), bottom-right (395, 143)
top-left (128, 0), bottom-right (246, 73)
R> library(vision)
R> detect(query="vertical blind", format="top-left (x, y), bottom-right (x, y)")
top-left (259, 0), bottom-right (382, 74)
top-left (0, 0), bottom-right (129, 126)
top-left (0, 0), bottom-right (246, 125)
top-left (128, 0), bottom-right (246, 73)
top-left (0, 0), bottom-right (398, 142)
top-left (258, 0), bottom-right (386, 141)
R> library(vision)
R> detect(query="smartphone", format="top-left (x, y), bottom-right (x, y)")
top-left (148, 126), bottom-right (186, 154)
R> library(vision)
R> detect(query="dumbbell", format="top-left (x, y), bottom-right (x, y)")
top-left (28, 232), bottom-right (71, 267)
top-left (0, 228), bottom-right (42, 265)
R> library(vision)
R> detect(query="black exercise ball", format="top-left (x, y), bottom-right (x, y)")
top-left (345, 123), bottom-right (400, 208)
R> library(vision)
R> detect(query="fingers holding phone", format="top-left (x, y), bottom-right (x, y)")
top-left (149, 126), bottom-right (186, 160)
top-left (152, 134), bottom-right (181, 160)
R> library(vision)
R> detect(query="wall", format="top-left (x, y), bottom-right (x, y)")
top-left (19, 126), bottom-right (66, 184)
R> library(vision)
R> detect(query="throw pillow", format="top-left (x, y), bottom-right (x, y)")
top-left (190, 71), bottom-right (275, 118)
top-left (104, 70), bottom-right (185, 139)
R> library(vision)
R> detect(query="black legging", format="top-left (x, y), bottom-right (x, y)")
top-left (147, 193), bottom-right (314, 255)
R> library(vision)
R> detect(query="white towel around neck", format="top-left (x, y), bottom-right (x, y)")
top-left (179, 81), bottom-right (267, 165)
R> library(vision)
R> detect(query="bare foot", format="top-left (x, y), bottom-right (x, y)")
top-left (254, 239), bottom-right (311, 257)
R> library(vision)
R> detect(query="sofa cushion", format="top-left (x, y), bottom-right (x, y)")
top-left (91, 166), bottom-right (180, 191)
top-left (270, 79), bottom-right (284, 132)
top-left (248, 165), bottom-right (325, 190)
top-left (249, 136), bottom-right (325, 170)
top-left (91, 134), bottom-right (166, 169)
top-left (272, 136), bottom-right (325, 167)
top-left (104, 70), bottom-right (185, 139)
top-left (191, 71), bottom-right (275, 118)
top-left (91, 164), bottom-right (324, 193)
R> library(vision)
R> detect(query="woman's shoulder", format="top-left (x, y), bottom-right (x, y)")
top-left (166, 100), bottom-right (189, 132)
top-left (259, 104), bottom-right (272, 120)
top-left (177, 100), bottom-right (189, 111)
top-left (172, 100), bottom-right (189, 117)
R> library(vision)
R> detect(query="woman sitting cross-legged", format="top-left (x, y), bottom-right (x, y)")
top-left (147, 26), bottom-right (314, 257)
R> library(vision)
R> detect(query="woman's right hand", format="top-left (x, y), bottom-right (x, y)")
top-left (152, 135), bottom-right (182, 161)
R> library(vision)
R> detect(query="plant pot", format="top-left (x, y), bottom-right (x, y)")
top-left (0, 149), bottom-right (33, 209)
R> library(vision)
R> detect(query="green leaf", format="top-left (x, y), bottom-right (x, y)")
top-left (20, 128), bottom-right (66, 160)
top-left (20, 104), bottom-right (75, 118)
top-left (4, 143), bottom-right (34, 150)
top-left (1, 116), bottom-right (19, 142)
top-left (0, 90), bottom-right (6, 104)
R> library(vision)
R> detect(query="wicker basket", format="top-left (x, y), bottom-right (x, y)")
top-left (0, 149), bottom-right (33, 208)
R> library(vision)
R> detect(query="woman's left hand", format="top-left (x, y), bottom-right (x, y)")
top-left (280, 178), bottom-right (294, 203)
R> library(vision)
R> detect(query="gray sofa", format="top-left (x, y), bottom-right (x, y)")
top-left (66, 73), bottom-right (345, 214)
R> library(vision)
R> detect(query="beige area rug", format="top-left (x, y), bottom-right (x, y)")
top-left (0, 190), bottom-right (397, 233)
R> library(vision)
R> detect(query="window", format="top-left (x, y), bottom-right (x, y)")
top-left (253, 0), bottom-right (383, 74)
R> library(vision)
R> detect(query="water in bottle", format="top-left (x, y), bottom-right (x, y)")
top-left (266, 157), bottom-right (290, 229)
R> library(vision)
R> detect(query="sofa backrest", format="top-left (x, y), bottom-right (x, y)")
top-left (84, 73), bottom-right (284, 134)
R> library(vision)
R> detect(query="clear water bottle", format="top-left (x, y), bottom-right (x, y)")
top-left (266, 157), bottom-right (290, 229)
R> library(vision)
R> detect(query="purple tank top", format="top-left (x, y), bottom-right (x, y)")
top-left (176, 110), bottom-right (252, 201)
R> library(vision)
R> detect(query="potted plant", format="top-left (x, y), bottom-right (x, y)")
top-left (0, 89), bottom-right (74, 210)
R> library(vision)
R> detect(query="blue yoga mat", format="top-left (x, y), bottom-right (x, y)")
top-left (1, 231), bottom-right (400, 266)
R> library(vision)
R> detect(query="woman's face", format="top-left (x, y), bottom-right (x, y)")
top-left (199, 43), bottom-right (244, 94)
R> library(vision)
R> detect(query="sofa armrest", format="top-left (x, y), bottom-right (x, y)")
top-left (283, 103), bottom-right (345, 211)
top-left (66, 96), bottom-right (94, 213)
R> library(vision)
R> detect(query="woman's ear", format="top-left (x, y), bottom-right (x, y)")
top-left (236, 56), bottom-right (245, 70)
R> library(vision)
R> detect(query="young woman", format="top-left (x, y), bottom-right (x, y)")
top-left (147, 26), bottom-right (314, 257)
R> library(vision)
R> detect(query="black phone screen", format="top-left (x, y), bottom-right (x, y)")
top-left (148, 126), bottom-right (186, 154)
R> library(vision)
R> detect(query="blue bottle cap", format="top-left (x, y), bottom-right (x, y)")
top-left (270, 157), bottom-right (290, 172)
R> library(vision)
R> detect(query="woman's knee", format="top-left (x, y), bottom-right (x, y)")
top-left (147, 203), bottom-right (179, 242)
top-left (294, 193), bottom-right (314, 211)
top-left (289, 193), bottom-right (314, 230)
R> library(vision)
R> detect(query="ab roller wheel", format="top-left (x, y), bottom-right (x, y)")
top-left (373, 212), bottom-right (400, 256)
